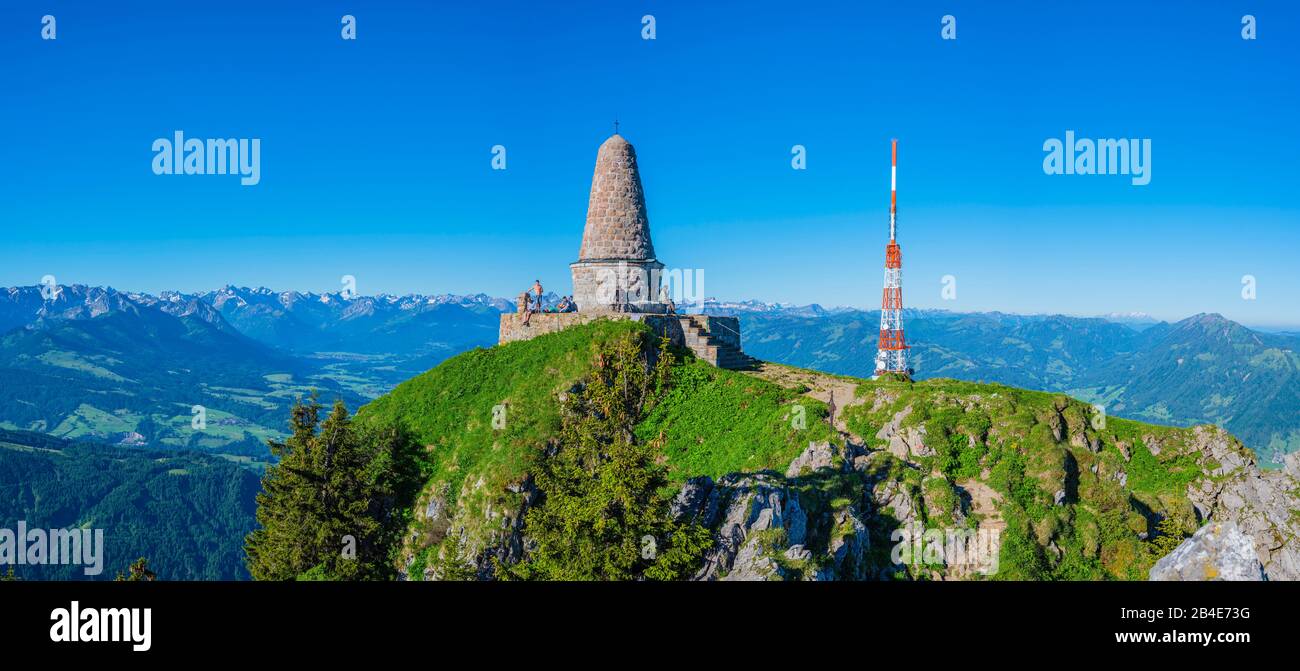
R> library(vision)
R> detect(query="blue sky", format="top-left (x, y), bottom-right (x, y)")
top-left (1, 1), bottom-right (1297, 326)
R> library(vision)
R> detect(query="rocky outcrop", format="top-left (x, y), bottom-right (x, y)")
top-left (818, 507), bottom-right (871, 581)
top-left (1286, 451), bottom-right (1300, 481)
top-left (1181, 426), bottom-right (1300, 580)
top-left (875, 405), bottom-right (931, 461)
top-left (1047, 404), bottom-right (1066, 442)
top-left (871, 472), bottom-right (918, 530)
top-left (471, 478), bottom-right (540, 579)
top-left (403, 477), bottom-right (539, 581)
top-left (670, 475), bottom-right (714, 522)
top-left (681, 436), bottom-right (903, 581)
top-left (785, 441), bottom-right (838, 477)
top-left (1149, 521), bottom-right (1265, 581)
top-left (692, 473), bottom-right (809, 581)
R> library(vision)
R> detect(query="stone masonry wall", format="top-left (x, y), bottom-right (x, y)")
top-left (499, 313), bottom-right (685, 347)
top-left (570, 259), bottom-right (667, 314)
top-left (499, 313), bottom-right (606, 344)
top-left (693, 316), bottom-right (741, 349)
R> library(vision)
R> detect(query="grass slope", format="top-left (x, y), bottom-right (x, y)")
top-left (638, 358), bottom-right (837, 481)
top-left (364, 318), bottom-right (1247, 580)
top-left (360, 320), bottom-right (836, 576)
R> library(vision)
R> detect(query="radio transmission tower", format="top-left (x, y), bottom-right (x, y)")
top-left (875, 139), bottom-right (910, 378)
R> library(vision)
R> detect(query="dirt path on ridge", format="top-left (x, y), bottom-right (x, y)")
top-left (744, 361), bottom-right (866, 437)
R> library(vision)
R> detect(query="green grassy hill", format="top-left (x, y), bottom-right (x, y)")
top-left (359, 320), bottom-right (838, 577)
top-left (359, 318), bottom-right (1284, 581)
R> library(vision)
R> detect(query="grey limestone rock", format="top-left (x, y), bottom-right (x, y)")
top-left (1149, 521), bottom-right (1264, 581)
top-left (786, 441), bottom-right (837, 477)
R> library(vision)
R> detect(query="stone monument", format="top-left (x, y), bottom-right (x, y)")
top-left (498, 132), bottom-right (747, 369)
top-left (569, 134), bottom-right (669, 314)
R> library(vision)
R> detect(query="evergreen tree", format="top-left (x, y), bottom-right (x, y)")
top-left (1146, 516), bottom-right (1191, 560)
top-left (245, 398), bottom-right (423, 580)
top-left (115, 557), bottom-right (157, 581)
top-left (503, 334), bottom-right (711, 580)
top-left (427, 534), bottom-right (478, 581)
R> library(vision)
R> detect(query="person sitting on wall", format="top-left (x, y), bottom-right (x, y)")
top-left (563, 296), bottom-right (578, 313)
top-left (659, 285), bottom-right (676, 315)
top-left (554, 296), bottom-right (572, 313)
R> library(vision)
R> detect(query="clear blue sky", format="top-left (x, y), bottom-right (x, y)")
top-left (2, 1), bottom-right (1297, 326)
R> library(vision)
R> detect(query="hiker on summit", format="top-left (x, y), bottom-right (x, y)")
top-left (523, 279), bottom-right (543, 326)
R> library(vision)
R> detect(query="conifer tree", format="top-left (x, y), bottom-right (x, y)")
top-left (245, 397), bottom-right (422, 580)
top-left (1146, 516), bottom-right (1191, 561)
top-left (427, 534), bottom-right (478, 581)
top-left (503, 333), bottom-right (711, 580)
top-left (115, 557), bottom-right (157, 581)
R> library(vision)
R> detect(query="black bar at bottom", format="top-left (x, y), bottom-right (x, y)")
top-left (0, 580), bottom-right (1291, 660)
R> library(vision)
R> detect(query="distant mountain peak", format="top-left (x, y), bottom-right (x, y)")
top-left (1162, 313), bottom-right (1265, 349)
top-left (699, 298), bottom-right (832, 317)
top-left (1174, 312), bottom-right (1240, 332)
top-left (1100, 311), bottom-right (1156, 321)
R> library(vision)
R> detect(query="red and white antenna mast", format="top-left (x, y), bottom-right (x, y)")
top-left (875, 139), bottom-right (909, 378)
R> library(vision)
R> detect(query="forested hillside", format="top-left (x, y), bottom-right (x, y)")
top-left (0, 429), bottom-right (259, 580)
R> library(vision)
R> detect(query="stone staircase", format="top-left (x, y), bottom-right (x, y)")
top-left (678, 316), bottom-right (750, 369)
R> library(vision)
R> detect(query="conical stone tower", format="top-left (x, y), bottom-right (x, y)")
top-left (500, 131), bottom-right (746, 368)
top-left (570, 134), bottom-right (667, 313)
